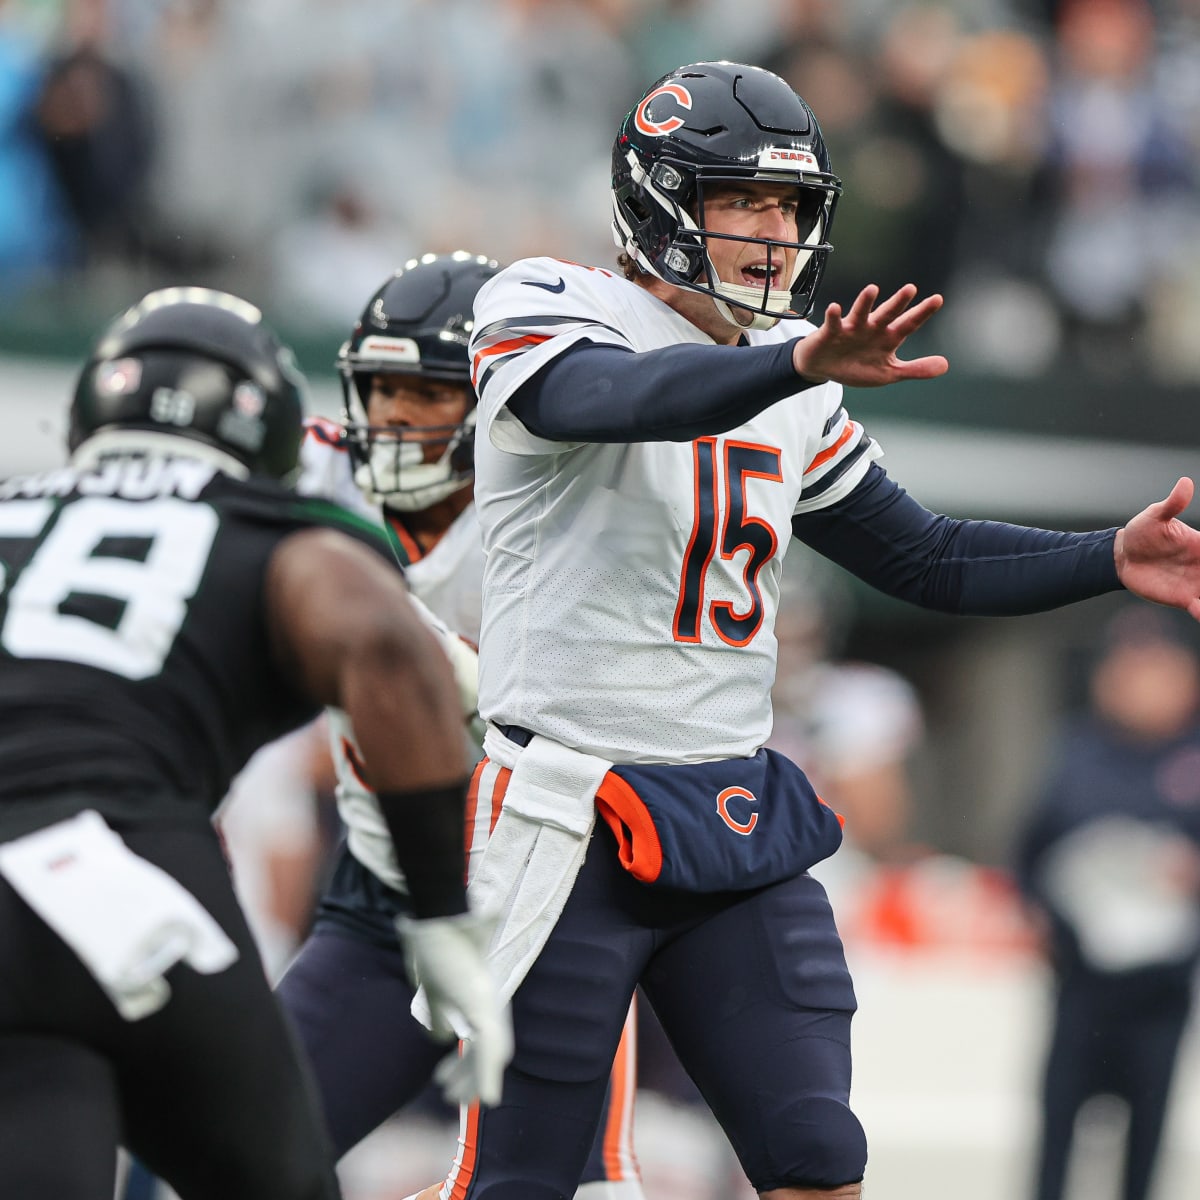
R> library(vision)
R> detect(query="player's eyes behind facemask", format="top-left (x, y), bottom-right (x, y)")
top-left (337, 253), bottom-right (502, 512)
top-left (611, 61), bottom-right (841, 329)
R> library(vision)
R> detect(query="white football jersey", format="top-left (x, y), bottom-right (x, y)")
top-left (470, 257), bottom-right (882, 764)
top-left (297, 418), bottom-right (485, 889)
top-left (296, 417), bottom-right (377, 521)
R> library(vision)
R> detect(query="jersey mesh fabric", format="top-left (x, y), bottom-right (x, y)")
top-left (469, 258), bottom-right (881, 763)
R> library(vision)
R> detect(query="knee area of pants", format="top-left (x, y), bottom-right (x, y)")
top-left (472, 1186), bottom-right (566, 1200)
top-left (766, 1096), bottom-right (867, 1190)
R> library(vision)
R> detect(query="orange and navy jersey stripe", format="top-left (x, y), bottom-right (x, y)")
top-left (303, 415), bottom-right (348, 449)
top-left (601, 1004), bottom-right (641, 1183)
top-left (440, 1098), bottom-right (484, 1200)
top-left (470, 325), bottom-right (552, 392)
top-left (470, 315), bottom-right (627, 397)
top-left (432, 1005), bottom-right (641, 1197)
top-left (797, 406), bottom-right (874, 504)
top-left (465, 756), bottom-right (509, 884)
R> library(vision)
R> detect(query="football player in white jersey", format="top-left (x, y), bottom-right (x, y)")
top-left (409, 62), bottom-right (1200, 1200)
top-left (277, 253), bottom-right (645, 1198)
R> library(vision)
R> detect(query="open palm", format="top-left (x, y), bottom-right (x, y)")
top-left (793, 283), bottom-right (949, 387)
top-left (1115, 478), bottom-right (1200, 620)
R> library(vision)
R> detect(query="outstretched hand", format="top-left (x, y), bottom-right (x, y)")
top-left (1115, 478), bottom-right (1200, 621)
top-left (793, 283), bottom-right (948, 387)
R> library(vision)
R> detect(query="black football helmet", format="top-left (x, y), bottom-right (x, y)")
top-left (69, 286), bottom-right (306, 479)
top-left (611, 61), bottom-right (841, 327)
top-left (337, 252), bottom-right (501, 512)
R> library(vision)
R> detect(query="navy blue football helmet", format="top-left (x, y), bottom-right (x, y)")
top-left (337, 252), bottom-right (501, 511)
top-left (611, 61), bottom-right (841, 327)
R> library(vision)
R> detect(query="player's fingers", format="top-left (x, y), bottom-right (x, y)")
top-left (1147, 476), bottom-right (1194, 522)
top-left (867, 283), bottom-right (920, 325)
top-left (476, 1060), bottom-right (505, 1107)
top-left (887, 293), bottom-right (944, 337)
top-left (817, 300), bottom-right (844, 334)
top-left (842, 284), bottom-right (880, 326)
top-left (424, 1003), bottom-right (461, 1043)
top-left (434, 1040), bottom-right (505, 1107)
top-left (433, 1048), bottom-right (472, 1105)
top-left (893, 354), bottom-right (949, 380)
top-left (1160, 476), bottom-right (1195, 517)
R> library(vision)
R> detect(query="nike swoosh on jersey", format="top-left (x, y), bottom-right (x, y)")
top-left (522, 277), bottom-right (566, 293)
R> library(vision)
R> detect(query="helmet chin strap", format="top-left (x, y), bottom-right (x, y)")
top-left (378, 476), bottom-right (470, 513)
top-left (354, 445), bottom-right (469, 513)
top-left (711, 284), bottom-right (790, 332)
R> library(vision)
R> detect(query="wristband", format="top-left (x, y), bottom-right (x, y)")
top-left (376, 780), bottom-right (470, 919)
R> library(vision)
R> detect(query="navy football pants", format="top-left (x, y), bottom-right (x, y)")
top-left (434, 822), bottom-right (865, 1198)
top-left (277, 843), bottom-right (635, 1184)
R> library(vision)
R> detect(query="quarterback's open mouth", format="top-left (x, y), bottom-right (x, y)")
top-left (741, 262), bottom-right (781, 288)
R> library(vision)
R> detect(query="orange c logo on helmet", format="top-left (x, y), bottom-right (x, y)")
top-left (716, 786), bottom-right (759, 836)
top-left (634, 84), bottom-right (693, 137)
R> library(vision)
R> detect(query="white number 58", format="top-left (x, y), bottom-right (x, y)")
top-left (0, 497), bottom-right (219, 680)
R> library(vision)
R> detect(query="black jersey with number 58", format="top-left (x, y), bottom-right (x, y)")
top-left (0, 453), bottom-right (390, 838)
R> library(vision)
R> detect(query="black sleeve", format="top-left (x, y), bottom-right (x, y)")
top-left (507, 338), bottom-right (813, 442)
top-left (375, 781), bottom-right (470, 919)
top-left (791, 463), bottom-right (1123, 615)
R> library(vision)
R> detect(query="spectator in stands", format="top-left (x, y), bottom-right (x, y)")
top-left (1034, 0), bottom-right (1195, 379)
top-left (0, 1), bottom-right (73, 293)
top-left (33, 0), bottom-right (154, 269)
top-left (1016, 602), bottom-right (1200, 1200)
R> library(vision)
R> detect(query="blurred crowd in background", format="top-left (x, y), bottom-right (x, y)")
top-left (4, 0), bottom-right (1200, 383)
top-left (5, 1), bottom-right (1200, 1196)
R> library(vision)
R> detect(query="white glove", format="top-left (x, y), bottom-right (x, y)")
top-left (396, 910), bottom-right (513, 1107)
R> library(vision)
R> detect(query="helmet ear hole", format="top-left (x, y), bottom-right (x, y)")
top-left (626, 195), bottom-right (652, 224)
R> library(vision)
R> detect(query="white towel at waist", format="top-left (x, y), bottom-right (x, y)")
top-left (412, 725), bottom-right (612, 1030)
top-left (0, 810), bottom-right (239, 1021)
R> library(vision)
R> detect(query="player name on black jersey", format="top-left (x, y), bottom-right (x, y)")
top-left (0, 456), bottom-right (218, 503)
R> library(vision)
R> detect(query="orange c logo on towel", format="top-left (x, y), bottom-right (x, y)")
top-left (716, 786), bottom-right (759, 836)
top-left (634, 84), bottom-right (692, 136)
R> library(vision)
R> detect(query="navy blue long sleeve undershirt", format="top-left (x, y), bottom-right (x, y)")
top-left (793, 464), bottom-right (1123, 616)
top-left (503, 340), bottom-right (1124, 616)
top-left (507, 338), bottom-right (808, 442)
